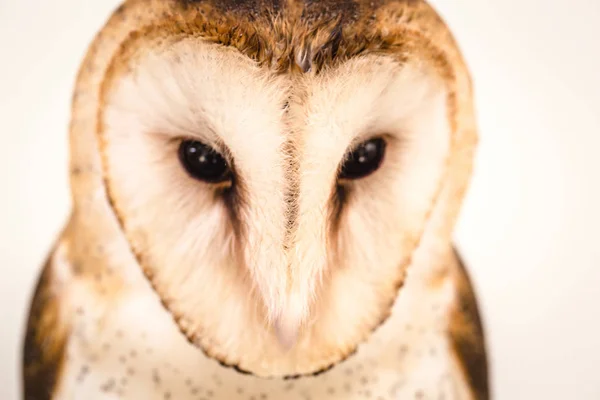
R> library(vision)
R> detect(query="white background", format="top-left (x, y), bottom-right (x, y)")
top-left (1, 1), bottom-right (599, 399)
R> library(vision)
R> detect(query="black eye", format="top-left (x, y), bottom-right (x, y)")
top-left (178, 140), bottom-right (231, 183)
top-left (339, 138), bottom-right (387, 180)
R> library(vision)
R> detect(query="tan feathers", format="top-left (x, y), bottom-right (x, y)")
top-left (28, 0), bottom-right (485, 394)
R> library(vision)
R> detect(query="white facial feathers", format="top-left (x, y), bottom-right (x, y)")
top-left (100, 38), bottom-right (450, 370)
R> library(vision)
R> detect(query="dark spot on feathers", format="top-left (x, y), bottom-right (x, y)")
top-left (72, 262), bottom-right (83, 274)
top-left (100, 379), bottom-right (116, 392)
top-left (152, 368), bottom-right (161, 385)
top-left (76, 365), bottom-right (89, 383)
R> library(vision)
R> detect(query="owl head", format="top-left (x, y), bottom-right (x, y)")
top-left (69, 0), bottom-right (477, 378)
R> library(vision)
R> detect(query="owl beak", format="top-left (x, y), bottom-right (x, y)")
top-left (272, 291), bottom-right (306, 350)
top-left (274, 316), bottom-right (299, 350)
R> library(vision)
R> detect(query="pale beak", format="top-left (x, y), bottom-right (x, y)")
top-left (272, 292), bottom-right (307, 350)
top-left (274, 317), bottom-right (299, 350)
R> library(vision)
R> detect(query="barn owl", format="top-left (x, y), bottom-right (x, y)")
top-left (22, 0), bottom-right (488, 399)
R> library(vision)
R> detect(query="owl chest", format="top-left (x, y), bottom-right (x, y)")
top-left (56, 282), bottom-right (465, 400)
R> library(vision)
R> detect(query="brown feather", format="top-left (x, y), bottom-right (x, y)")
top-left (22, 253), bottom-right (70, 400)
top-left (448, 248), bottom-right (490, 400)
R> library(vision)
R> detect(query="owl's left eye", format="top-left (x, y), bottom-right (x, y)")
top-left (178, 140), bottom-right (232, 183)
top-left (339, 138), bottom-right (387, 181)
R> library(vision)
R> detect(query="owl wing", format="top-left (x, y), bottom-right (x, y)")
top-left (22, 250), bottom-right (70, 400)
top-left (448, 248), bottom-right (490, 400)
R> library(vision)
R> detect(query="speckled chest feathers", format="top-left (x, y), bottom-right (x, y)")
top-left (22, 0), bottom-right (489, 399)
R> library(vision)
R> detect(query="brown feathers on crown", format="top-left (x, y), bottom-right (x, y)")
top-left (167, 0), bottom-right (422, 73)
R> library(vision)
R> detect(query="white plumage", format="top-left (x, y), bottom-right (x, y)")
top-left (23, 1), bottom-right (488, 399)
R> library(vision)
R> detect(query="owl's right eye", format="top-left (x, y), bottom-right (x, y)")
top-left (178, 140), bottom-right (232, 184)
